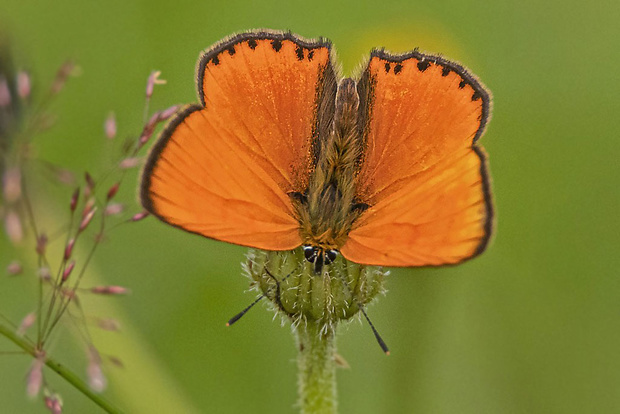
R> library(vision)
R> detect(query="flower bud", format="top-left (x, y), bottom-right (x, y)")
top-left (106, 182), bottom-right (120, 201)
top-left (18, 312), bottom-right (36, 337)
top-left (131, 211), bottom-right (149, 222)
top-left (62, 261), bottom-right (75, 281)
top-left (84, 172), bottom-right (95, 194)
top-left (87, 346), bottom-right (107, 392)
top-left (2, 167), bottom-right (21, 203)
top-left (138, 112), bottom-right (160, 146)
top-left (5, 209), bottom-right (23, 244)
top-left (145, 70), bottom-right (166, 99)
top-left (17, 70), bottom-right (31, 99)
top-left (104, 111), bottom-right (116, 139)
top-left (7, 260), bottom-right (22, 275)
top-left (104, 203), bottom-right (124, 216)
top-left (119, 157), bottom-right (140, 169)
top-left (79, 207), bottom-right (97, 232)
top-left (27, 356), bottom-right (44, 398)
top-left (64, 238), bottom-right (75, 260)
top-left (44, 390), bottom-right (63, 414)
top-left (245, 248), bottom-right (387, 326)
top-left (160, 104), bottom-right (180, 120)
top-left (82, 197), bottom-right (95, 217)
top-left (70, 188), bottom-right (80, 212)
top-left (91, 285), bottom-right (130, 295)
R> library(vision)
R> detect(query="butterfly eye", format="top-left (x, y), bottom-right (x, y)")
top-left (325, 249), bottom-right (338, 264)
top-left (303, 245), bottom-right (317, 262)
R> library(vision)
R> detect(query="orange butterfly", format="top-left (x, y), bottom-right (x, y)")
top-left (140, 30), bottom-right (493, 273)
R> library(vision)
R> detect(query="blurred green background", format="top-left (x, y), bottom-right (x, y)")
top-left (1, 0), bottom-right (619, 413)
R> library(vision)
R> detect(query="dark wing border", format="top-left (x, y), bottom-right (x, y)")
top-left (139, 104), bottom-right (202, 218)
top-left (359, 48), bottom-right (492, 143)
top-left (196, 29), bottom-right (333, 106)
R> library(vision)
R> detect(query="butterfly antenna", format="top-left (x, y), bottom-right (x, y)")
top-left (226, 260), bottom-right (302, 326)
top-left (334, 269), bottom-right (390, 355)
top-left (359, 306), bottom-right (390, 355)
top-left (226, 294), bottom-right (266, 326)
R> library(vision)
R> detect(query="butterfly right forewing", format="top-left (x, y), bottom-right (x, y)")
top-left (340, 50), bottom-right (493, 267)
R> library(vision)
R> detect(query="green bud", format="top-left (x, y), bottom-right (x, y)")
top-left (245, 248), bottom-right (388, 327)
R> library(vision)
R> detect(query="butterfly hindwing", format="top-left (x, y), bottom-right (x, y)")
top-left (141, 31), bottom-right (338, 250)
top-left (340, 50), bottom-right (493, 267)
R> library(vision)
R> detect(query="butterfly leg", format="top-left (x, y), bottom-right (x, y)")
top-left (263, 266), bottom-right (284, 311)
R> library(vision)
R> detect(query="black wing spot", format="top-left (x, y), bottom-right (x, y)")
top-left (458, 80), bottom-right (467, 89)
top-left (441, 66), bottom-right (451, 77)
top-left (417, 60), bottom-right (430, 72)
top-left (271, 39), bottom-right (283, 52)
top-left (288, 191), bottom-right (308, 204)
top-left (211, 55), bottom-right (220, 66)
top-left (295, 46), bottom-right (304, 61)
top-left (471, 91), bottom-right (481, 101)
top-left (384, 63), bottom-right (391, 73)
top-left (394, 64), bottom-right (403, 74)
top-left (248, 39), bottom-right (257, 50)
top-left (351, 202), bottom-right (370, 213)
top-left (227, 46), bottom-right (236, 56)
top-left (308, 50), bottom-right (314, 61)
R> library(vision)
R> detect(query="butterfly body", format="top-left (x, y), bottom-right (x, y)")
top-left (141, 30), bottom-right (493, 270)
top-left (293, 78), bottom-right (365, 259)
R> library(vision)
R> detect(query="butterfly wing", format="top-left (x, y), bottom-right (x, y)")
top-left (141, 31), bottom-right (337, 250)
top-left (340, 50), bottom-right (493, 266)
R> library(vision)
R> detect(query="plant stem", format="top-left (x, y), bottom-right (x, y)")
top-left (0, 321), bottom-right (123, 413)
top-left (295, 320), bottom-right (337, 414)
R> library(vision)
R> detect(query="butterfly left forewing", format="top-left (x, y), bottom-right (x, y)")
top-left (141, 31), bottom-right (338, 251)
top-left (340, 50), bottom-right (493, 267)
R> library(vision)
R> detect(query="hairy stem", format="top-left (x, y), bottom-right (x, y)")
top-left (296, 320), bottom-right (337, 414)
top-left (0, 321), bottom-right (123, 413)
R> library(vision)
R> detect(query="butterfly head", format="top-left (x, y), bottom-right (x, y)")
top-left (302, 245), bottom-right (338, 275)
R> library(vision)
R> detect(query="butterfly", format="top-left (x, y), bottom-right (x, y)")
top-left (140, 30), bottom-right (493, 274)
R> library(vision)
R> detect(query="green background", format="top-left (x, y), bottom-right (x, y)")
top-left (1, 0), bottom-right (619, 413)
